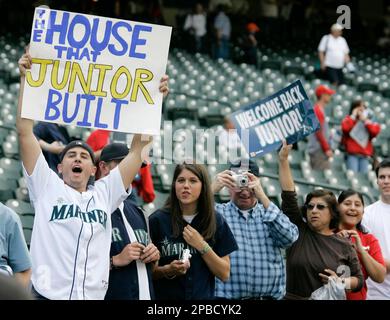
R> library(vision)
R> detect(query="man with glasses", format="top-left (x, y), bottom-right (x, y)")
top-left (212, 159), bottom-right (298, 300)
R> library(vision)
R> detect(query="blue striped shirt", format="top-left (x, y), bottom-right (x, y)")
top-left (215, 201), bottom-right (298, 300)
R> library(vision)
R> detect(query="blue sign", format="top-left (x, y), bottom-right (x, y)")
top-left (230, 80), bottom-right (320, 158)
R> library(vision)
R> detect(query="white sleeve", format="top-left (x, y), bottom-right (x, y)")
top-left (22, 152), bottom-right (58, 202)
top-left (343, 38), bottom-right (350, 54)
top-left (318, 35), bottom-right (327, 52)
top-left (183, 15), bottom-right (191, 30)
top-left (96, 166), bottom-right (131, 214)
top-left (362, 207), bottom-right (372, 231)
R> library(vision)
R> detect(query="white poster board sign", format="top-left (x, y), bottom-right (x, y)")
top-left (22, 8), bottom-right (172, 135)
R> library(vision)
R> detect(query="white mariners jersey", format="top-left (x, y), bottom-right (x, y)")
top-left (23, 153), bottom-right (130, 300)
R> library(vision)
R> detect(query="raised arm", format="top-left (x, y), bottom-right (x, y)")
top-left (278, 141), bottom-right (304, 227)
top-left (118, 134), bottom-right (153, 189)
top-left (17, 52), bottom-right (42, 175)
top-left (278, 141), bottom-right (294, 191)
top-left (117, 75), bottom-right (169, 189)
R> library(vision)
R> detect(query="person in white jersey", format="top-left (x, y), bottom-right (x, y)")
top-left (363, 159), bottom-right (390, 299)
top-left (17, 51), bottom-right (169, 300)
top-left (318, 23), bottom-right (350, 86)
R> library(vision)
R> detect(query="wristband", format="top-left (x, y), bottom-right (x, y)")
top-left (199, 243), bottom-right (211, 255)
top-left (110, 256), bottom-right (116, 269)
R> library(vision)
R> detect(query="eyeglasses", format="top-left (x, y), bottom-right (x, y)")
top-left (306, 203), bottom-right (328, 211)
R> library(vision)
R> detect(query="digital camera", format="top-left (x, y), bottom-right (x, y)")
top-left (232, 173), bottom-right (249, 188)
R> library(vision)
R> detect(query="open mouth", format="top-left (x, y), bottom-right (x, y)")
top-left (72, 166), bottom-right (83, 173)
top-left (346, 213), bottom-right (358, 217)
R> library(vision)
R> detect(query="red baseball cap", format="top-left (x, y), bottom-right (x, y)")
top-left (315, 85), bottom-right (336, 98)
top-left (246, 22), bottom-right (260, 33)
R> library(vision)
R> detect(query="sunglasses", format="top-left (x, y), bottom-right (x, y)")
top-left (306, 203), bottom-right (328, 211)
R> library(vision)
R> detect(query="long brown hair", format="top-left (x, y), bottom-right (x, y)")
top-left (164, 163), bottom-right (216, 241)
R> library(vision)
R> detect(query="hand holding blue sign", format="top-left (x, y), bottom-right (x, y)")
top-left (230, 80), bottom-right (320, 158)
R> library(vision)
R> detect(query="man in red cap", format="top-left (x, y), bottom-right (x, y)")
top-left (239, 22), bottom-right (260, 66)
top-left (307, 85), bottom-right (335, 170)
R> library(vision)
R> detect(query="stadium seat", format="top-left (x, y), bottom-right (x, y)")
top-left (15, 187), bottom-right (29, 202)
top-left (0, 157), bottom-right (21, 174)
top-left (0, 178), bottom-right (14, 201)
top-left (23, 228), bottom-right (32, 247)
top-left (19, 214), bottom-right (34, 229)
top-left (5, 199), bottom-right (34, 215)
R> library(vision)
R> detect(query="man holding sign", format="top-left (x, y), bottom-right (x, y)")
top-left (16, 50), bottom-right (168, 300)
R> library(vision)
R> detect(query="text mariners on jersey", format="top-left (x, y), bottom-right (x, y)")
top-left (160, 237), bottom-right (197, 257)
top-left (112, 228), bottom-right (149, 246)
top-left (50, 203), bottom-right (108, 228)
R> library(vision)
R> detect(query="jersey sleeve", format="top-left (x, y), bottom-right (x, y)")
top-left (318, 35), bottom-right (327, 52)
top-left (97, 166), bottom-right (131, 214)
top-left (22, 152), bottom-right (58, 202)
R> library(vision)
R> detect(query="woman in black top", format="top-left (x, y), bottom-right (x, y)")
top-left (278, 141), bottom-right (363, 299)
top-left (149, 163), bottom-right (237, 299)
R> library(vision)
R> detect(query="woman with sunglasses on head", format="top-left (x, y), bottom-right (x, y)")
top-left (278, 141), bottom-right (363, 299)
top-left (337, 190), bottom-right (386, 300)
top-left (149, 162), bottom-right (238, 300)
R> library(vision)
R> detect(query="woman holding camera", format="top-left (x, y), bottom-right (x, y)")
top-left (278, 142), bottom-right (364, 299)
top-left (149, 163), bottom-right (237, 300)
top-left (341, 100), bottom-right (381, 173)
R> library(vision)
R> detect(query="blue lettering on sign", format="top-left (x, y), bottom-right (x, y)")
top-left (129, 25), bottom-right (152, 59)
top-left (91, 18), bottom-right (113, 53)
top-left (76, 94), bottom-right (94, 127)
top-left (45, 89), bottom-right (62, 120)
top-left (111, 98), bottom-right (128, 130)
top-left (45, 11), bottom-right (69, 45)
top-left (67, 14), bottom-right (91, 49)
top-left (33, 30), bottom-right (43, 42)
top-left (108, 21), bottom-right (131, 56)
top-left (44, 89), bottom-right (111, 129)
top-left (43, 10), bottom-right (152, 60)
top-left (32, 8), bottom-right (47, 42)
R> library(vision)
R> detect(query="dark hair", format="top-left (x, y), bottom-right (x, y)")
top-left (338, 189), bottom-right (368, 233)
top-left (349, 100), bottom-right (364, 115)
top-left (302, 189), bottom-right (339, 230)
top-left (164, 163), bottom-right (216, 241)
top-left (375, 158), bottom-right (390, 178)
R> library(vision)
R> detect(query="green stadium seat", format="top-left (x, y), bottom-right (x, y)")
top-left (0, 157), bottom-right (21, 174)
top-left (15, 187), bottom-right (29, 202)
top-left (0, 178), bottom-right (14, 201)
top-left (5, 199), bottom-right (34, 215)
top-left (19, 214), bottom-right (34, 229)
